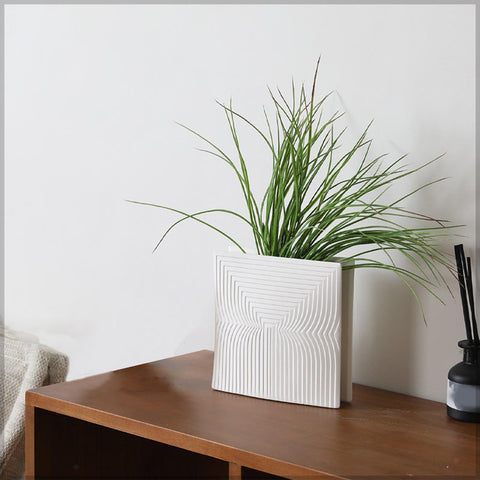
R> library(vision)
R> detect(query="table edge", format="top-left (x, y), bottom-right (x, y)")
top-left (26, 390), bottom-right (347, 480)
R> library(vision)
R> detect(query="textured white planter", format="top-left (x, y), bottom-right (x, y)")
top-left (212, 252), bottom-right (354, 409)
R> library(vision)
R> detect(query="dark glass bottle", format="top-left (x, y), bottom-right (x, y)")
top-left (447, 340), bottom-right (480, 422)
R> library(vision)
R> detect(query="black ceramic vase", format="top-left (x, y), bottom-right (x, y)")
top-left (447, 340), bottom-right (480, 422)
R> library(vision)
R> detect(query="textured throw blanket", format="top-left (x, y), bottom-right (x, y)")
top-left (1, 328), bottom-right (69, 480)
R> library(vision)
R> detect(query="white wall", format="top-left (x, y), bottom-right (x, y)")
top-left (5, 4), bottom-right (475, 402)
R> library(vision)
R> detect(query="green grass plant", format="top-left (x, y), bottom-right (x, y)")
top-left (129, 60), bottom-right (457, 316)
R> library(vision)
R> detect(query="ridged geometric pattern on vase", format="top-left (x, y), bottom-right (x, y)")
top-left (212, 252), bottom-right (342, 408)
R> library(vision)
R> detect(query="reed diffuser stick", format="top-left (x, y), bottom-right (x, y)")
top-left (455, 244), bottom-right (473, 342)
top-left (464, 255), bottom-right (479, 342)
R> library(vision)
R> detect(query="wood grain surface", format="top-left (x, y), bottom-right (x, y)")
top-left (26, 350), bottom-right (479, 479)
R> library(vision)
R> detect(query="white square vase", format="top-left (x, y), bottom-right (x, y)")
top-left (212, 252), bottom-right (354, 409)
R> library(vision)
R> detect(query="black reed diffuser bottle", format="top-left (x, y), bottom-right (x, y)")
top-left (446, 244), bottom-right (480, 422)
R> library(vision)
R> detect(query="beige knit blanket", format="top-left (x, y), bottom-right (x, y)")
top-left (1, 328), bottom-right (69, 480)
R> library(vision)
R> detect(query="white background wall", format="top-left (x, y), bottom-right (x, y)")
top-left (5, 4), bottom-right (475, 402)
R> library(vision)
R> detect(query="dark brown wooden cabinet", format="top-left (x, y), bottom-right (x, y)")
top-left (26, 350), bottom-right (479, 479)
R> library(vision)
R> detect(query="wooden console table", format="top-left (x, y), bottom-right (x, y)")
top-left (26, 350), bottom-right (479, 479)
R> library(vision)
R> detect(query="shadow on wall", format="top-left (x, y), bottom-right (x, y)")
top-left (352, 270), bottom-right (418, 395)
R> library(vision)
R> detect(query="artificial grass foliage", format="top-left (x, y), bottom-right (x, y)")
top-left (129, 60), bottom-right (457, 316)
